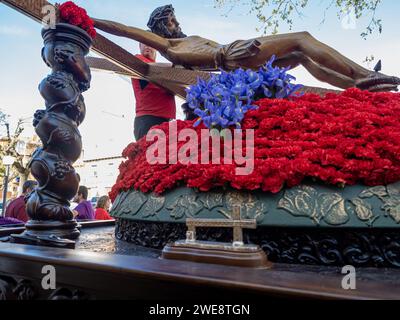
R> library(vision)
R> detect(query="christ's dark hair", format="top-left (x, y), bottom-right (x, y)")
top-left (147, 4), bottom-right (186, 38)
top-left (147, 4), bottom-right (174, 37)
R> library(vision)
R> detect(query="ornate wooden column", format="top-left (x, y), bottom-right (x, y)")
top-left (12, 23), bottom-right (92, 249)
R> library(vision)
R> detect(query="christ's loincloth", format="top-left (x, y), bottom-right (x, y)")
top-left (216, 39), bottom-right (262, 70)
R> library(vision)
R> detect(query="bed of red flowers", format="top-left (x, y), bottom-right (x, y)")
top-left (58, 1), bottom-right (96, 38)
top-left (110, 89), bottom-right (400, 201)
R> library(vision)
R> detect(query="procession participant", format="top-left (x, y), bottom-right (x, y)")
top-left (132, 42), bottom-right (176, 140)
top-left (73, 186), bottom-right (95, 221)
top-left (95, 196), bottom-right (113, 221)
top-left (5, 180), bottom-right (37, 223)
top-left (93, 5), bottom-right (400, 92)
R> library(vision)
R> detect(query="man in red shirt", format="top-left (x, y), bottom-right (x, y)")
top-left (132, 42), bottom-right (176, 140)
top-left (5, 180), bottom-right (37, 223)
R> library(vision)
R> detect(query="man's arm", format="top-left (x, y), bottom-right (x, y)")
top-left (92, 18), bottom-right (170, 53)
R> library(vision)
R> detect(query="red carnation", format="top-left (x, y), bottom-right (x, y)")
top-left (109, 89), bottom-right (400, 201)
top-left (58, 1), bottom-right (96, 39)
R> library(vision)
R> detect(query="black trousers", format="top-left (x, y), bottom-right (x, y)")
top-left (134, 115), bottom-right (170, 141)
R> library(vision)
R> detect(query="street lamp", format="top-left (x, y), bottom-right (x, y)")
top-left (2, 155), bottom-right (15, 217)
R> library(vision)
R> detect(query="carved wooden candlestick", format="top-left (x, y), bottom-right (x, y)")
top-left (12, 24), bottom-right (92, 249)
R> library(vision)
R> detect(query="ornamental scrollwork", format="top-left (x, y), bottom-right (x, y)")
top-left (115, 219), bottom-right (400, 268)
top-left (0, 276), bottom-right (17, 300)
top-left (49, 288), bottom-right (91, 300)
top-left (0, 274), bottom-right (93, 300)
top-left (0, 276), bottom-right (37, 301)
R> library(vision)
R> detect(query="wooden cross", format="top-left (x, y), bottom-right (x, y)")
top-left (1, 0), bottom-right (337, 101)
top-left (0, 0), bottom-right (211, 99)
top-left (186, 206), bottom-right (257, 245)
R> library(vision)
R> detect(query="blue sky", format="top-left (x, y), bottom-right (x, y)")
top-left (1, 0), bottom-right (399, 159)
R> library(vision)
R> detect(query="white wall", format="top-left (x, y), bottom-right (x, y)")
top-left (76, 157), bottom-right (124, 199)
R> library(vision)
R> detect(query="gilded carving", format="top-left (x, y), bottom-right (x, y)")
top-left (122, 191), bottom-right (148, 216)
top-left (350, 198), bottom-right (379, 226)
top-left (200, 191), bottom-right (224, 211)
top-left (358, 182), bottom-right (400, 224)
top-left (359, 186), bottom-right (388, 200)
top-left (167, 195), bottom-right (203, 219)
top-left (111, 182), bottom-right (400, 227)
top-left (223, 191), bottom-right (268, 222)
top-left (278, 186), bottom-right (318, 219)
top-left (142, 194), bottom-right (166, 218)
top-left (319, 194), bottom-right (349, 226)
top-left (383, 183), bottom-right (400, 223)
top-left (110, 191), bottom-right (130, 213)
top-left (278, 186), bottom-right (349, 226)
top-left (112, 190), bottom-right (147, 217)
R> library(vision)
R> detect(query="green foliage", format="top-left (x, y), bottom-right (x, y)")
top-left (214, 0), bottom-right (383, 38)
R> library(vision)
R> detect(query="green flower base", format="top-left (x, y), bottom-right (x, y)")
top-left (111, 182), bottom-right (400, 228)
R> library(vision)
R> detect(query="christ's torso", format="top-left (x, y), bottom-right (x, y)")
top-left (165, 36), bottom-right (221, 69)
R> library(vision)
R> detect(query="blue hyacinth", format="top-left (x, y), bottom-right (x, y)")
top-left (186, 56), bottom-right (303, 129)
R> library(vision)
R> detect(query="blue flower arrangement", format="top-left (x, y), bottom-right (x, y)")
top-left (186, 55), bottom-right (303, 129)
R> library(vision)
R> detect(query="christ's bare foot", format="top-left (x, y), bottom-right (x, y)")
top-left (368, 84), bottom-right (399, 93)
top-left (356, 73), bottom-right (400, 92)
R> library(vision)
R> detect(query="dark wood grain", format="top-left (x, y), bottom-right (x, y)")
top-left (0, 242), bottom-right (400, 300)
top-left (0, 227), bottom-right (24, 238)
top-left (8, 22), bottom-right (95, 247)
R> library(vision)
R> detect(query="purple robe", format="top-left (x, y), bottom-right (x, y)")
top-left (75, 200), bottom-right (95, 221)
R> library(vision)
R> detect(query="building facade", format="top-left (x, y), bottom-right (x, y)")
top-left (1, 135), bottom-right (40, 202)
top-left (76, 156), bottom-right (124, 200)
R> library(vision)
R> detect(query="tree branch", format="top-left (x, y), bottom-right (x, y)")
top-left (214, 0), bottom-right (383, 37)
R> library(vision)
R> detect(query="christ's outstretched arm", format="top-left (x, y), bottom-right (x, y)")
top-left (93, 18), bottom-right (170, 53)
top-left (92, 17), bottom-right (400, 92)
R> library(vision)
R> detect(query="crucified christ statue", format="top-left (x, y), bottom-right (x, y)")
top-left (93, 4), bottom-right (400, 92)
